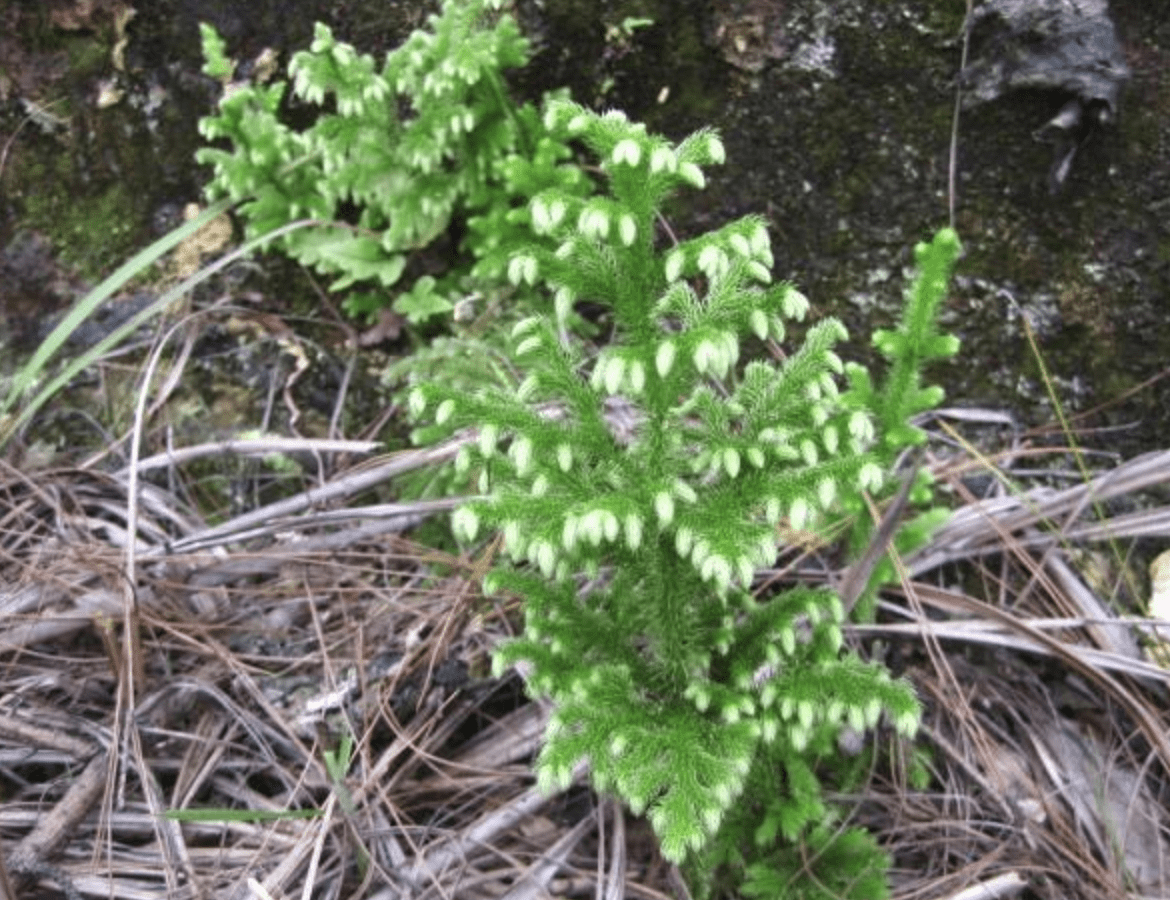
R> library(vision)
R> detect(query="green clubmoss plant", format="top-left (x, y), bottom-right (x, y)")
top-left (410, 97), bottom-right (961, 894)
top-left (196, 0), bottom-right (591, 320)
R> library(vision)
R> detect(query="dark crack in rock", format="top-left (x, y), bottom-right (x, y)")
top-left (960, 0), bottom-right (1130, 192)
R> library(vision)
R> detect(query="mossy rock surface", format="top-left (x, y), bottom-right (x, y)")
top-left (2, 0), bottom-right (1168, 456)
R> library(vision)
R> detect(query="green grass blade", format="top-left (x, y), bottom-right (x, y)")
top-left (163, 807), bottom-right (323, 823)
top-left (0, 198), bottom-right (235, 418)
top-left (0, 217), bottom-right (310, 449)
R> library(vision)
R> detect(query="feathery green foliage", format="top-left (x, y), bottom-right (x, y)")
top-left (411, 97), bottom-right (960, 892)
top-left (196, 0), bottom-right (591, 320)
top-left (198, 0), bottom-right (961, 889)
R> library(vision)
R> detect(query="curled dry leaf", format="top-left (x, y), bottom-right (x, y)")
top-left (1149, 549), bottom-right (1170, 620)
top-left (1141, 549), bottom-right (1170, 667)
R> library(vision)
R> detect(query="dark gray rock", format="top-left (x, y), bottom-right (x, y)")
top-left (960, 0), bottom-right (1130, 191)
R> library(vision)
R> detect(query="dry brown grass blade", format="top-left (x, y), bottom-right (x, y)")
top-left (0, 436), bottom-right (666, 899)
top-left (498, 813), bottom-right (595, 900)
top-left (894, 579), bottom-right (1170, 764)
top-left (601, 796), bottom-right (629, 900)
top-left (859, 438), bottom-right (1170, 900)
top-left (7, 749), bottom-right (107, 891)
top-left (908, 449), bottom-right (1170, 574)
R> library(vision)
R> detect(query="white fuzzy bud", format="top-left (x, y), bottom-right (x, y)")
top-left (562, 515), bottom-right (579, 551)
top-left (512, 316), bottom-right (540, 338)
top-left (510, 435), bottom-right (533, 475)
top-left (408, 389), bottom-right (427, 417)
top-left (895, 710), bottom-right (920, 739)
top-left (507, 254), bottom-right (538, 286)
top-left (547, 198), bottom-right (566, 228)
top-left (578, 207), bottom-right (610, 239)
top-left (693, 340), bottom-right (716, 375)
top-left (650, 145), bottom-right (677, 173)
top-left (720, 330), bottom-right (740, 366)
top-left (452, 506), bottom-right (479, 542)
top-left (618, 213), bottom-right (637, 246)
top-left (748, 261), bottom-right (772, 283)
top-left (702, 554), bottom-right (731, 591)
top-left (536, 541), bottom-right (556, 577)
top-left (612, 138), bottom-right (641, 166)
top-left (624, 513), bottom-right (643, 550)
top-left (789, 497), bottom-right (810, 531)
top-left (750, 309), bottom-right (769, 340)
top-left (628, 360), bottom-right (646, 393)
top-left (735, 555), bottom-right (755, 587)
top-left (554, 286), bottom-right (574, 322)
top-left (656, 341), bottom-right (676, 377)
top-left (478, 424), bottom-right (499, 457)
top-left (849, 411), bottom-right (875, 444)
top-left (515, 335), bottom-right (541, 357)
top-left (822, 424), bottom-right (839, 455)
top-left (679, 161), bottom-right (705, 188)
top-left (858, 461), bottom-right (883, 492)
top-left (706, 133), bottom-right (725, 163)
top-left (604, 356), bottom-right (625, 395)
top-left (686, 682), bottom-right (710, 712)
top-left (697, 245), bottom-right (728, 278)
top-left (655, 491), bottom-right (674, 525)
top-left (589, 356), bottom-right (607, 391)
top-left (750, 222), bottom-right (770, 256)
top-left (781, 287), bottom-right (809, 320)
top-left (581, 510), bottom-right (603, 546)
top-left (503, 520), bottom-right (521, 552)
top-left (723, 447), bottom-right (741, 478)
top-left (556, 443), bottom-right (573, 472)
top-left (531, 197), bottom-right (552, 233)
